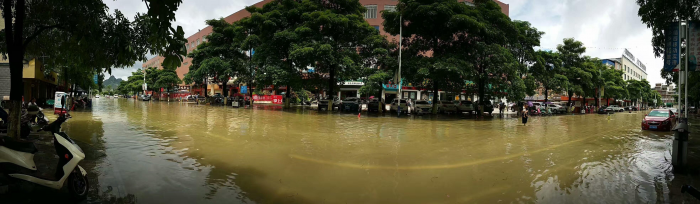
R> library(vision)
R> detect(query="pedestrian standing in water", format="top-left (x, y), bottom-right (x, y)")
top-left (522, 105), bottom-right (529, 125)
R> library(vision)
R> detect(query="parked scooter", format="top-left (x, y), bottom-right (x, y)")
top-left (0, 114), bottom-right (89, 200)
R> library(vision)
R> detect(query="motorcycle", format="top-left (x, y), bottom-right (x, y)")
top-left (0, 115), bottom-right (89, 200)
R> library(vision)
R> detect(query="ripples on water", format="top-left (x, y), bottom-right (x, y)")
top-left (59, 99), bottom-right (676, 203)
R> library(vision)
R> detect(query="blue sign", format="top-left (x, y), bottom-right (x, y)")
top-left (94, 74), bottom-right (98, 85)
top-left (664, 22), bottom-right (680, 71)
top-left (240, 86), bottom-right (248, 94)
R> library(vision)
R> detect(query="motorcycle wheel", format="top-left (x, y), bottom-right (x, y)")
top-left (67, 170), bottom-right (89, 201)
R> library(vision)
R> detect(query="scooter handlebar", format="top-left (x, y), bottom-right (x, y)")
top-left (41, 115), bottom-right (67, 133)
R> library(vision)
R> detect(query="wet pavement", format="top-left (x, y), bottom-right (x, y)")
top-left (3, 98), bottom-right (700, 203)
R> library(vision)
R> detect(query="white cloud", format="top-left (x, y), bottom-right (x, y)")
top-left (502, 0), bottom-right (665, 86)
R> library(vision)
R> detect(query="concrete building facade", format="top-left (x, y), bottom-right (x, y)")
top-left (607, 48), bottom-right (647, 81)
top-left (654, 83), bottom-right (676, 106)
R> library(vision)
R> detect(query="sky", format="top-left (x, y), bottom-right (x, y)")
top-left (104, 0), bottom-right (665, 86)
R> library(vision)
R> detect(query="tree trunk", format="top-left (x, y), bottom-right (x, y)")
top-left (477, 77), bottom-right (485, 115)
top-left (328, 66), bottom-right (335, 111)
top-left (544, 87), bottom-right (549, 103)
top-left (567, 90), bottom-right (573, 112)
top-left (431, 81), bottom-right (439, 114)
top-left (5, 0), bottom-right (26, 139)
top-left (223, 80), bottom-right (227, 106)
top-left (285, 84), bottom-right (291, 108)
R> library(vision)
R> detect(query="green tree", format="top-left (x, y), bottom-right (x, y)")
top-left (600, 65), bottom-right (627, 104)
top-left (286, 0), bottom-right (388, 110)
top-left (382, 0), bottom-right (479, 113)
top-left (510, 20), bottom-right (544, 80)
top-left (460, 0), bottom-right (523, 113)
top-left (0, 0), bottom-right (186, 138)
top-left (155, 68), bottom-right (181, 92)
top-left (557, 38), bottom-right (589, 107)
top-left (244, 0), bottom-right (307, 108)
top-left (530, 50), bottom-right (568, 104)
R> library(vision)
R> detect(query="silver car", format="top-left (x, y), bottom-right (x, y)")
top-left (413, 100), bottom-right (433, 114)
top-left (438, 100), bottom-right (458, 113)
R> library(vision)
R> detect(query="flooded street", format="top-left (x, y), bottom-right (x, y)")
top-left (47, 99), bottom-right (683, 203)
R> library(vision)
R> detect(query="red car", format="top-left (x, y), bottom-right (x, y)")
top-left (641, 109), bottom-right (676, 131)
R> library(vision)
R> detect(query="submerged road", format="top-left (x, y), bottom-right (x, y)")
top-left (4, 98), bottom-right (699, 203)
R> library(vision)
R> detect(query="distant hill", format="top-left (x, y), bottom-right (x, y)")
top-left (103, 76), bottom-right (123, 90)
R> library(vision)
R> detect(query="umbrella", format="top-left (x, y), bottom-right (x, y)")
top-left (527, 101), bottom-right (534, 106)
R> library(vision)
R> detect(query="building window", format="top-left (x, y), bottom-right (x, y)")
top-left (464, 1), bottom-right (475, 6)
top-left (364, 5), bottom-right (377, 19)
top-left (384, 5), bottom-right (396, 12)
top-left (373, 25), bottom-right (380, 31)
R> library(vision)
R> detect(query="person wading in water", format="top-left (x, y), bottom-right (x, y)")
top-left (522, 105), bottom-right (529, 126)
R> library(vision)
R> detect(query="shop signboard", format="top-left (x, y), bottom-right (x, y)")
top-left (252, 95), bottom-right (283, 104)
top-left (664, 22), bottom-right (680, 71)
top-left (688, 21), bottom-right (700, 71)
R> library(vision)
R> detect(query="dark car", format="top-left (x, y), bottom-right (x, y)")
top-left (367, 99), bottom-right (385, 112)
top-left (642, 109), bottom-right (675, 131)
top-left (624, 106), bottom-right (638, 111)
top-left (478, 100), bottom-right (494, 115)
top-left (210, 93), bottom-right (225, 104)
top-left (341, 97), bottom-right (361, 112)
top-left (598, 106), bottom-right (614, 114)
top-left (318, 95), bottom-right (341, 111)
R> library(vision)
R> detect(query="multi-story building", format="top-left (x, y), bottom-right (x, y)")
top-left (142, 0), bottom-right (509, 98)
top-left (654, 83), bottom-right (676, 107)
top-left (606, 48), bottom-right (647, 81)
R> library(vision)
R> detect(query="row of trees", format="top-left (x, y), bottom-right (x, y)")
top-left (1, 0), bottom-right (188, 138)
top-left (114, 67), bottom-right (182, 96)
top-left (169, 0), bottom-right (661, 113)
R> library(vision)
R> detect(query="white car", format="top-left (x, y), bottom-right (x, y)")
top-left (606, 105), bottom-right (624, 112)
top-left (413, 100), bottom-right (433, 114)
top-left (390, 98), bottom-right (409, 113)
top-left (455, 100), bottom-right (475, 114)
top-left (438, 100), bottom-right (458, 113)
top-left (95, 95), bottom-right (100, 98)
top-left (547, 104), bottom-right (566, 114)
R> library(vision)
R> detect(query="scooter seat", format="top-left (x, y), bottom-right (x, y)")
top-left (0, 137), bottom-right (38, 154)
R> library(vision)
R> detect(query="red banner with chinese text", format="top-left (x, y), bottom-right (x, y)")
top-left (252, 95), bottom-right (283, 104)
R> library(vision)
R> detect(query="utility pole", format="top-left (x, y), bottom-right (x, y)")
top-left (397, 14), bottom-right (403, 103)
top-left (685, 16), bottom-right (689, 119)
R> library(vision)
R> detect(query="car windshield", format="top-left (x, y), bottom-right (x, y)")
top-left (648, 111), bottom-right (669, 117)
top-left (415, 101), bottom-right (430, 104)
top-left (343, 98), bottom-right (358, 102)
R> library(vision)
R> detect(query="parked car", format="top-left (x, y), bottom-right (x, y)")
top-left (113, 94), bottom-right (119, 98)
top-left (95, 95), bottom-right (100, 99)
top-left (390, 98), bottom-right (409, 113)
top-left (455, 100), bottom-right (475, 114)
top-left (438, 100), bottom-right (458, 113)
top-left (478, 100), bottom-right (494, 115)
top-left (605, 105), bottom-right (624, 112)
top-left (341, 97), bottom-right (362, 112)
top-left (413, 100), bottom-right (432, 114)
top-left (642, 109), bottom-right (676, 131)
top-left (367, 99), bottom-right (385, 112)
top-left (318, 95), bottom-right (341, 111)
top-left (210, 93), bottom-right (225, 104)
top-left (624, 106), bottom-right (638, 111)
top-left (547, 104), bottom-right (566, 114)
top-left (598, 106), bottom-right (613, 114)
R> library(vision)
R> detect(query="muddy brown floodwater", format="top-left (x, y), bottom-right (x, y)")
top-left (17, 98), bottom-right (689, 203)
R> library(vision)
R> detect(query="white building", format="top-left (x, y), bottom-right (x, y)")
top-left (608, 49), bottom-right (647, 81)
